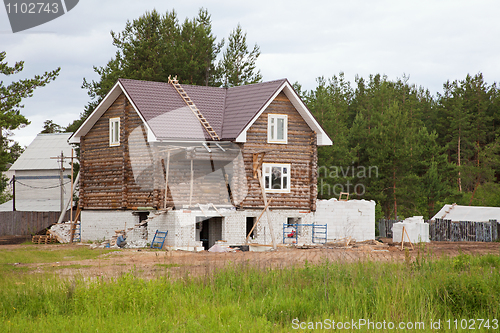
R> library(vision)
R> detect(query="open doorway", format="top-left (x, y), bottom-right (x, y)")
top-left (196, 216), bottom-right (223, 250)
top-left (246, 216), bottom-right (256, 240)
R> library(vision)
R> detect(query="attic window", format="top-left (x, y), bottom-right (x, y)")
top-left (263, 163), bottom-right (290, 192)
top-left (109, 117), bottom-right (120, 146)
top-left (267, 114), bottom-right (287, 144)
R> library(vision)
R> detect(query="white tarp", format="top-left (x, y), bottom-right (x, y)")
top-left (392, 216), bottom-right (430, 243)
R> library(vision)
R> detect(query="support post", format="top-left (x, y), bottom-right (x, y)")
top-left (12, 175), bottom-right (15, 211)
top-left (257, 168), bottom-right (276, 249)
top-left (70, 149), bottom-right (74, 222)
top-left (189, 158), bottom-right (194, 206)
top-left (59, 151), bottom-right (64, 215)
top-left (163, 151), bottom-right (170, 209)
top-left (245, 197), bottom-right (273, 244)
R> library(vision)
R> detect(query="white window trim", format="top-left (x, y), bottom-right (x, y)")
top-left (109, 117), bottom-right (120, 146)
top-left (263, 163), bottom-right (291, 193)
top-left (267, 114), bottom-right (288, 144)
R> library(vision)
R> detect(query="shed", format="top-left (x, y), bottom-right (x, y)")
top-left (431, 204), bottom-right (500, 222)
top-left (0, 133), bottom-right (74, 212)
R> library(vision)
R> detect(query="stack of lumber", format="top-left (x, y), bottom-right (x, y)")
top-left (32, 234), bottom-right (57, 244)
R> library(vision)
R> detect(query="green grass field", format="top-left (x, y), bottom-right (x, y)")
top-left (0, 247), bottom-right (499, 332)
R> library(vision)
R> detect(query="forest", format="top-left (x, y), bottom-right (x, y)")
top-left (297, 72), bottom-right (500, 219)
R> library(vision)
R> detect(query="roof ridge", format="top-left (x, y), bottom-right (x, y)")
top-left (226, 78), bottom-right (287, 91)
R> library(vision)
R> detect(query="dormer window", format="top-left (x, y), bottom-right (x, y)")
top-left (267, 114), bottom-right (287, 144)
top-left (109, 117), bottom-right (120, 146)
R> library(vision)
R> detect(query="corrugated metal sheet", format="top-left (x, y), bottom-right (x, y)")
top-left (9, 133), bottom-right (73, 171)
top-left (432, 204), bottom-right (500, 222)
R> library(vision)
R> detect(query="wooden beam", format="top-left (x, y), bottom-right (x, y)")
top-left (70, 149), bottom-right (74, 226)
top-left (253, 152), bottom-right (265, 179)
top-left (245, 197), bottom-right (273, 244)
top-left (163, 151), bottom-right (170, 209)
top-left (69, 204), bottom-right (82, 243)
top-left (189, 159), bottom-right (194, 206)
top-left (257, 168), bottom-right (276, 249)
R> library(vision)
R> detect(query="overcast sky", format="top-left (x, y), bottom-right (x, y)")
top-left (1, 0), bottom-right (499, 147)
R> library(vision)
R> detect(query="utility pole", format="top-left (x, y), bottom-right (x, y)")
top-left (51, 151), bottom-right (66, 217)
top-left (59, 151), bottom-right (64, 214)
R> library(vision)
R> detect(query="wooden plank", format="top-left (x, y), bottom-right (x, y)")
top-left (245, 197), bottom-right (273, 244)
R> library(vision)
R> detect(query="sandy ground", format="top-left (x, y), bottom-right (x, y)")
top-left (2, 239), bottom-right (500, 281)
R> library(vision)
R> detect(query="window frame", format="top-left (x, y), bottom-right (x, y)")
top-left (262, 163), bottom-right (291, 193)
top-left (109, 117), bottom-right (120, 146)
top-left (267, 114), bottom-right (288, 144)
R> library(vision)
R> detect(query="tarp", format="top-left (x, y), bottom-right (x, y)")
top-left (432, 204), bottom-right (500, 222)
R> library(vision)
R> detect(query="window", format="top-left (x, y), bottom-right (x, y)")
top-left (267, 114), bottom-right (287, 143)
top-left (109, 117), bottom-right (120, 146)
top-left (263, 163), bottom-right (291, 192)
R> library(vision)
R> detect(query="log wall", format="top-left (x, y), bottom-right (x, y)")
top-left (239, 92), bottom-right (317, 211)
top-left (81, 94), bottom-right (155, 209)
top-left (80, 91), bottom-right (318, 211)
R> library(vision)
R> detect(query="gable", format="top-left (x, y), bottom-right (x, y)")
top-left (232, 81), bottom-right (332, 146)
top-left (11, 133), bottom-right (73, 171)
top-left (69, 81), bottom-right (155, 144)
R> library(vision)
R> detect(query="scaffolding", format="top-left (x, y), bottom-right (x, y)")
top-left (282, 223), bottom-right (327, 244)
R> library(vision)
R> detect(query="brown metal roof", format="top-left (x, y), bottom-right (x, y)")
top-left (118, 78), bottom-right (286, 141)
top-left (222, 79), bottom-right (286, 140)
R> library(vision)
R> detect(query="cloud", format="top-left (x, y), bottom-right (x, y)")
top-left (1, 0), bottom-right (500, 147)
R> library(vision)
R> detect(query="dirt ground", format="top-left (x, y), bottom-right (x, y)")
top-left (2, 239), bottom-right (500, 281)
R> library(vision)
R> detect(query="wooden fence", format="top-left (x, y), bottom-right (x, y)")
top-left (378, 218), bottom-right (500, 242)
top-left (377, 219), bottom-right (401, 238)
top-left (429, 219), bottom-right (499, 242)
top-left (0, 211), bottom-right (72, 236)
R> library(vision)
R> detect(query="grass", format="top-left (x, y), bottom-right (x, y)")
top-left (0, 247), bottom-right (498, 332)
top-left (0, 245), bottom-right (118, 275)
top-left (0, 245), bottom-right (117, 266)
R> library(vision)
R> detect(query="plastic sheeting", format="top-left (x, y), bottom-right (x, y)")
top-left (392, 216), bottom-right (430, 243)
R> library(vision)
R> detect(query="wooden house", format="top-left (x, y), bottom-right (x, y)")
top-left (69, 78), bottom-right (331, 249)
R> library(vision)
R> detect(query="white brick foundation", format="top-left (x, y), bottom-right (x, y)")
top-left (81, 200), bottom-right (376, 247)
top-left (315, 199), bottom-right (375, 241)
top-left (80, 210), bottom-right (140, 242)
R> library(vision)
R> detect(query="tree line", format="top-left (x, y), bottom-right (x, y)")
top-left (298, 72), bottom-right (500, 219)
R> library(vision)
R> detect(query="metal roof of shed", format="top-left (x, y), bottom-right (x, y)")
top-left (10, 133), bottom-right (74, 171)
top-left (431, 204), bottom-right (500, 222)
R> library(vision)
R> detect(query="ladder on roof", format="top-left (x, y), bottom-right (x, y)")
top-left (168, 75), bottom-right (220, 141)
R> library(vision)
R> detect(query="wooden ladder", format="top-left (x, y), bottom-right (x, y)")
top-left (168, 76), bottom-right (220, 141)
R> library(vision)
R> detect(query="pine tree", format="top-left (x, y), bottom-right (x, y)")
top-left (217, 24), bottom-right (262, 87)
top-left (67, 8), bottom-right (222, 132)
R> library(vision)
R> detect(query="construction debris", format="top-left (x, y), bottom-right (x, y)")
top-left (208, 243), bottom-right (236, 252)
top-left (47, 222), bottom-right (73, 243)
top-left (32, 234), bottom-right (57, 244)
